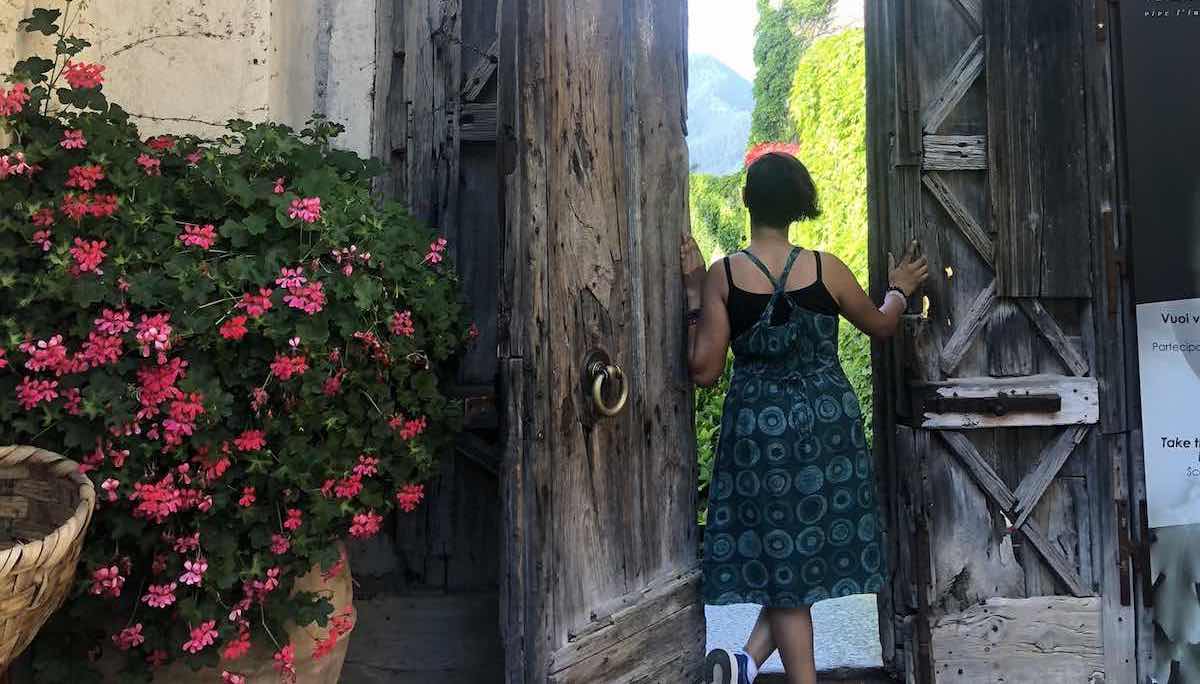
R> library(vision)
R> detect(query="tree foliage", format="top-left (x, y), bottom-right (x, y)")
top-left (749, 0), bottom-right (833, 145)
top-left (787, 28), bottom-right (871, 437)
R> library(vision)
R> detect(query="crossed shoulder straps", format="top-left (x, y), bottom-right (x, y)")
top-left (739, 247), bottom-right (803, 293)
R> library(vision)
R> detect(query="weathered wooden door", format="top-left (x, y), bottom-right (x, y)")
top-left (497, 0), bottom-right (704, 682)
top-left (867, 1), bottom-right (1139, 681)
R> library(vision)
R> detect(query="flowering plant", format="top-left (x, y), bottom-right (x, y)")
top-left (743, 141), bottom-right (801, 169)
top-left (0, 6), bottom-right (470, 681)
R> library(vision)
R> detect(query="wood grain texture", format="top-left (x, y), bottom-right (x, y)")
top-left (1019, 299), bottom-right (1090, 377)
top-left (922, 172), bottom-right (993, 267)
top-left (499, 1), bottom-right (700, 681)
top-left (938, 279), bottom-right (995, 376)
top-left (922, 135), bottom-right (986, 171)
top-left (1011, 426), bottom-right (1090, 530)
top-left (987, 0), bottom-right (1092, 298)
top-left (918, 375), bottom-right (1099, 429)
top-left (930, 597), bottom-right (1103, 682)
top-left (922, 35), bottom-right (984, 135)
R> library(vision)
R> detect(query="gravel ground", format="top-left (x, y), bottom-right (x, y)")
top-left (705, 595), bottom-right (882, 674)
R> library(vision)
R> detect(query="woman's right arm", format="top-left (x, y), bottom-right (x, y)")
top-left (825, 242), bottom-right (928, 340)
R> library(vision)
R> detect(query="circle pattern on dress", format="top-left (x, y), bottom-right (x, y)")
top-left (794, 466), bottom-right (824, 496)
top-left (831, 488), bottom-right (854, 513)
top-left (736, 471), bottom-right (761, 497)
top-left (826, 455), bottom-right (853, 484)
top-left (709, 533), bottom-right (735, 562)
top-left (738, 530), bottom-right (763, 559)
top-left (764, 529), bottom-right (795, 560)
top-left (758, 406), bottom-right (787, 436)
top-left (734, 438), bottom-right (761, 467)
top-left (764, 469), bottom-right (792, 497)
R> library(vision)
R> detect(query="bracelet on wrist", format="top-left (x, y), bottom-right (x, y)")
top-left (686, 308), bottom-right (702, 326)
top-left (884, 289), bottom-right (907, 309)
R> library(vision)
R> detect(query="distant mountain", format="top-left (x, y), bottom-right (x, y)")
top-left (687, 54), bottom-right (753, 175)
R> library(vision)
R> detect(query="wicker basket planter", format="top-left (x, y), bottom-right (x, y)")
top-left (0, 445), bottom-right (95, 670)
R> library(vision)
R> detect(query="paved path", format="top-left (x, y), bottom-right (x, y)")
top-left (705, 595), bottom-right (883, 674)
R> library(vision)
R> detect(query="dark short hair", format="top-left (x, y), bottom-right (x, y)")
top-left (743, 153), bottom-right (820, 227)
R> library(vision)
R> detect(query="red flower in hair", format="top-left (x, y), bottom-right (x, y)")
top-left (744, 142), bottom-right (801, 169)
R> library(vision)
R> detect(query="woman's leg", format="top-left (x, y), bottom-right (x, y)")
top-left (767, 606), bottom-right (818, 684)
top-left (744, 607), bottom-right (776, 668)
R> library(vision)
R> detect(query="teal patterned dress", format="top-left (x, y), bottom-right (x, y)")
top-left (702, 247), bottom-right (886, 607)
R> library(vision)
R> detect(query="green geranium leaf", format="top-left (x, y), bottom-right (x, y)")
top-left (19, 8), bottom-right (60, 35)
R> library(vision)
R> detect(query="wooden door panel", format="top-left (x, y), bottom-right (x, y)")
top-left (499, 1), bottom-right (701, 682)
top-left (869, 1), bottom-right (1133, 681)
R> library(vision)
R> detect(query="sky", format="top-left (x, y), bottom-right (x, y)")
top-left (689, 0), bottom-right (760, 80)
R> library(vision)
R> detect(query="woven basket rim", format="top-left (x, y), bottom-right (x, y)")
top-left (0, 445), bottom-right (96, 578)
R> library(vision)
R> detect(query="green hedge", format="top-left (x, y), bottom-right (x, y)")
top-left (691, 29), bottom-right (870, 522)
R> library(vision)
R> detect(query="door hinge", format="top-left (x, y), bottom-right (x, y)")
top-left (1096, 0), bottom-right (1111, 42)
top-left (1116, 498), bottom-right (1133, 606)
top-left (1117, 497), bottom-right (1156, 608)
top-left (1137, 498), bottom-right (1155, 608)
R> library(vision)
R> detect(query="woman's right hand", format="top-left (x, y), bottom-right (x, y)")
top-left (888, 240), bottom-right (929, 297)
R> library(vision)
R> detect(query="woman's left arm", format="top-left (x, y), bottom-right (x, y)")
top-left (681, 235), bottom-right (730, 387)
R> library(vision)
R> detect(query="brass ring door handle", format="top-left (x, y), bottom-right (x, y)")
top-left (583, 349), bottom-right (628, 418)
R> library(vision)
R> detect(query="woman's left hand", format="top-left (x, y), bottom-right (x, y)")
top-left (680, 233), bottom-right (706, 308)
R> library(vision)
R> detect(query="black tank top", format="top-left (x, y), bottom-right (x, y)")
top-left (724, 250), bottom-right (839, 340)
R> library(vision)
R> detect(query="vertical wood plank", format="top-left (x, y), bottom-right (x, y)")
top-left (987, 0), bottom-right (1092, 298)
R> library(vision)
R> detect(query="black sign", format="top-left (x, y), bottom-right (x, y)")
top-left (1120, 0), bottom-right (1200, 305)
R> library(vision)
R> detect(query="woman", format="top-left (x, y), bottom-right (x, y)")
top-left (681, 151), bottom-right (927, 684)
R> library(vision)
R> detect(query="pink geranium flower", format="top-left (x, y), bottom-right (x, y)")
top-left (284, 508), bottom-right (303, 531)
top-left (65, 164), bottom-right (104, 191)
top-left (141, 582), bottom-right (178, 608)
top-left (16, 377), bottom-right (58, 410)
top-left (95, 308), bottom-right (133, 335)
top-left (182, 620), bottom-right (218, 654)
top-left (135, 313), bottom-right (173, 359)
top-left (423, 237), bottom-right (448, 265)
top-left (112, 624), bottom-right (145, 651)
top-left (288, 196), bottom-right (322, 223)
top-left (70, 237), bottom-right (107, 274)
top-left (60, 129), bottom-right (87, 149)
top-left (236, 288), bottom-right (274, 318)
top-left (235, 429), bottom-right (265, 451)
top-left (180, 223), bottom-right (216, 249)
top-left (89, 565), bottom-right (125, 598)
top-left (31, 207), bottom-right (54, 227)
top-left (238, 486), bottom-right (256, 507)
top-left (63, 60), bottom-right (105, 89)
top-left (390, 310), bottom-right (415, 337)
top-left (101, 478), bottom-right (120, 502)
top-left (275, 267), bottom-right (307, 289)
top-left (273, 177), bottom-right (286, 194)
top-left (222, 672), bottom-right (247, 684)
top-left (219, 315), bottom-right (249, 341)
top-left (283, 281), bottom-right (325, 314)
top-left (273, 644), bottom-right (296, 680)
top-left (180, 557), bottom-right (207, 586)
top-left (0, 82), bottom-right (30, 116)
top-left (270, 534), bottom-right (290, 555)
top-left (349, 510), bottom-right (383, 538)
top-left (270, 353), bottom-right (309, 380)
top-left (396, 483), bottom-right (426, 513)
top-left (136, 153), bottom-right (161, 176)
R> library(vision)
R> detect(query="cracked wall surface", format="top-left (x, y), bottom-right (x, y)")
top-left (1, 0), bottom-right (377, 155)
